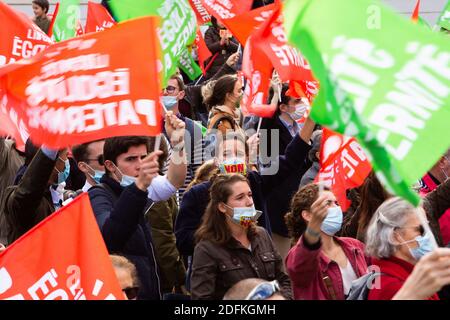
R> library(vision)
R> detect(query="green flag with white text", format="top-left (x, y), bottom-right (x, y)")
top-left (437, 0), bottom-right (450, 31)
top-left (283, 0), bottom-right (450, 205)
top-left (108, 0), bottom-right (197, 85)
top-left (53, 0), bottom-right (80, 42)
top-left (178, 48), bottom-right (202, 80)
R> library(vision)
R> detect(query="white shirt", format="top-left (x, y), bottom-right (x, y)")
top-left (49, 183), bottom-right (65, 209)
top-left (147, 175), bottom-right (176, 202)
top-left (82, 181), bottom-right (93, 193)
top-left (339, 258), bottom-right (358, 295)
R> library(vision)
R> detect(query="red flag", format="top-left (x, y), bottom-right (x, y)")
top-left (251, 1), bottom-right (314, 84)
top-left (0, 2), bottom-right (53, 148)
top-left (411, 0), bottom-right (420, 22)
top-left (47, 3), bottom-right (59, 38)
top-left (189, 0), bottom-right (211, 25)
top-left (75, 20), bottom-right (84, 36)
top-left (200, 0), bottom-right (253, 25)
top-left (85, 1), bottom-right (116, 34)
top-left (315, 129), bottom-right (372, 211)
top-left (0, 17), bottom-right (163, 149)
top-left (241, 37), bottom-right (276, 118)
top-left (224, 3), bottom-right (276, 45)
top-left (195, 28), bottom-right (213, 75)
top-left (0, 194), bottom-right (124, 300)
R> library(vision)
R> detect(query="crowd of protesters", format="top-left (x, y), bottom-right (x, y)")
top-left (0, 0), bottom-right (450, 301)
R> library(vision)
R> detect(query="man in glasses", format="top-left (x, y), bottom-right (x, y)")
top-left (223, 278), bottom-right (286, 300)
top-left (72, 140), bottom-right (105, 192)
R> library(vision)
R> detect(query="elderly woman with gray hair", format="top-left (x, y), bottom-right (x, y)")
top-left (366, 196), bottom-right (450, 300)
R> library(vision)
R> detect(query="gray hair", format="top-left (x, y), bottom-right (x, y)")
top-left (365, 197), bottom-right (418, 259)
top-left (308, 130), bottom-right (322, 162)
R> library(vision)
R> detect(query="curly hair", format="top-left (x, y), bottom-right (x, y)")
top-left (284, 183), bottom-right (330, 243)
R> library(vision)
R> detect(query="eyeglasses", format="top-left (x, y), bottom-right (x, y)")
top-left (122, 286), bottom-right (139, 300)
top-left (244, 280), bottom-right (280, 300)
top-left (163, 85), bottom-right (178, 94)
top-left (85, 154), bottom-right (104, 165)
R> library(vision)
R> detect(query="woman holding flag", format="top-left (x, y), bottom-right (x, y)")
top-left (285, 183), bottom-right (369, 300)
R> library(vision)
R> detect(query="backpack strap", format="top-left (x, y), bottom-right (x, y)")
top-left (89, 183), bottom-right (119, 203)
top-left (208, 113), bottom-right (236, 132)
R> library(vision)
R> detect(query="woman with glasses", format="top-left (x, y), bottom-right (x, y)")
top-left (190, 174), bottom-right (292, 300)
top-left (366, 197), bottom-right (441, 300)
top-left (284, 183), bottom-right (369, 300)
top-left (110, 255), bottom-right (140, 300)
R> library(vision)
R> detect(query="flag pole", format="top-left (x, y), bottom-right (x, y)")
top-left (256, 117), bottom-right (263, 136)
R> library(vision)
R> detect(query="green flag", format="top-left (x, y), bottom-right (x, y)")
top-left (437, 0), bottom-right (450, 31)
top-left (178, 48), bottom-right (202, 81)
top-left (284, 0), bottom-right (450, 205)
top-left (194, 121), bottom-right (208, 136)
top-left (108, 0), bottom-right (197, 85)
top-left (53, 0), bottom-right (80, 42)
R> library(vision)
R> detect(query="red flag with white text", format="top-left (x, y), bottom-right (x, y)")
top-left (85, 1), bottom-right (116, 33)
top-left (200, 0), bottom-right (253, 25)
top-left (189, 0), bottom-right (211, 25)
top-left (0, 17), bottom-right (163, 149)
top-left (315, 128), bottom-right (372, 211)
top-left (0, 194), bottom-right (124, 300)
top-left (0, 2), bottom-right (53, 147)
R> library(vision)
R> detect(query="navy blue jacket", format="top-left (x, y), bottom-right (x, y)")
top-left (260, 116), bottom-right (311, 237)
top-left (88, 174), bottom-right (161, 300)
top-left (174, 134), bottom-right (311, 256)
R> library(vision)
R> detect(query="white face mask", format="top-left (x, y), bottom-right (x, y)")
top-left (224, 204), bottom-right (262, 228)
top-left (288, 104), bottom-right (307, 121)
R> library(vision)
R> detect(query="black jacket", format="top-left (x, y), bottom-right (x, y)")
top-left (203, 26), bottom-right (238, 80)
top-left (2, 149), bottom-right (56, 244)
top-left (180, 63), bottom-right (236, 126)
top-left (175, 134), bottom-right (311, 256)
top-left (88, 175), bottom-right (161, 300)
top-left (260, 116), bottom-right (311, 237)
top-left (191, 227), bottom-right (292, 300)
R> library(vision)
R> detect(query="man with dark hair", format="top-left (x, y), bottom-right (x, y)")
top-left (72, 140), bottom-right (105, 192)
top-left (31, 0), bottom-right (51, 34)
top-left (88, 112), bottom-right (187, 300)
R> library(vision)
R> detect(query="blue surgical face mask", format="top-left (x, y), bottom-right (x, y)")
top-left (86, 164), bottom-right (104, 184)
top-left (224, 204), bottom-right (262, 228)
top-left (162, 95), bottom-right (178, 110)
top-left (113, 164), bottom-right (136, 187)
top-left (400, 232), bottom-right (434, 261)
top-left (321, 206), bottom-right (343, 236)
top-left (55, 158), bottom-right (70, 184)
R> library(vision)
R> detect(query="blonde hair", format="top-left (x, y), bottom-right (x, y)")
top-left (186, 159), bottom-right (218, 191)
top-left (110, 255), bottom-right (139, 286)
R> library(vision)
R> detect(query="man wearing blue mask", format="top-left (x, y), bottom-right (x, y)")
top-left (72, 140), bottom-right (105, 192)
top-left (161, 75), bottom-right (205, 203)
top-left (88, 112), bottom-right (187, 300)
top-left (1, 142), bottom-right (73, 244)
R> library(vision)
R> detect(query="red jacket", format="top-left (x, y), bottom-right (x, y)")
top-left (368, 256), bottom-right (439, 300)
top-left (286, 235), bottom-right (368, 300)
top-left (420, 173), bottom-right (450, 245)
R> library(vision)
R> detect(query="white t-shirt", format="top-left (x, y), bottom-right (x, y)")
top-left (339, 258), bottom-right (358, 295)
